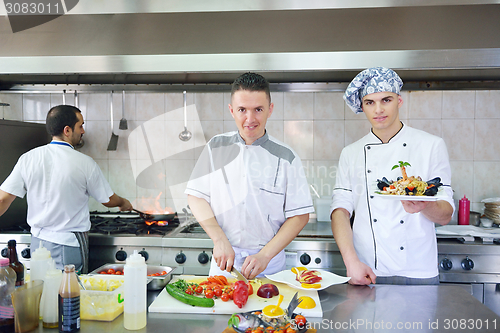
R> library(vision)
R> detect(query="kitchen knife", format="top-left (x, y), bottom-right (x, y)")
top-left (230, 267), bottom-right (248, 283)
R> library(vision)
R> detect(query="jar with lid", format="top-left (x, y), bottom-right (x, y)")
top-left (0, 258), bottom-right (16, 333)
top-left (58, 264), bottom-right (80, 333)
top-left (7, 240), bottom-right (24, 287)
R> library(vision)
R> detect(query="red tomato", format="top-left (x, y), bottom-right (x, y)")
top-left (205, 289), bottom-right (214, 299)
top-left (214, 286), bottom-right (222, 297)
top-left (107, 268), bottom-right (115, 274)
top-left (115, 270), bottom-right (123, 275)
top-left (185, 289), bottom-right (193, 295)
top-left (294, 315), bottom-right (306, 329)
top-left (99, 271), bottom-right (107, 274)
top-left (221, 293), bottom-right (230, 302)
top-left (153, 273), bottom-right (161, 276)
top-left (161, 271), bottom-right (167, 275)
top-left (195, 286), bottom-right (203, 294)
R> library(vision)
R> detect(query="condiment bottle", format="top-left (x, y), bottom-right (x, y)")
top-left (458, 195), bottom-right (470, 225)
top-left (30, 242), bottom-right (51, 282)
top-left (42, 259), bottom-right (62, 328)
top-left (124, 250), bottom-right (147, 330)
top-left (7, 240), bottom-right (24, 287)
top-left (0, 258), bottom-right (16, 332)
top-left (58, 264), bottom-right (80, 333)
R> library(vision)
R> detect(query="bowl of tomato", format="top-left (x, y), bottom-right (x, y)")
top-left (89, 264), bottom-right (176, 290)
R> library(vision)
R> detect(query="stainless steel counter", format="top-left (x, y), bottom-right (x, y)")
top-left (32, 284), bottom-right (500, 333)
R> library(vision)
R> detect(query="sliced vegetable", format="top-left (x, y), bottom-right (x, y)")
top-left (256, 283), bottom-right (279, 298)
top-left (233, 280), bottom-right (249, 308)
top-left (166, 280), bottom-right (215, 307)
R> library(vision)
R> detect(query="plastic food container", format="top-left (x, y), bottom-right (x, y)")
top-left (79, 275), bottom-right (125, 321)
top-left (88, 263), bottom-right (176, 290)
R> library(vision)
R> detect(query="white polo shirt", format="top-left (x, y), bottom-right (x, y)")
top-left (0, 141), bottom-right (114, 246)
top-left (331, 124), bottom-right (455, 278)
top-left (185, 131), bottom-right (314, 250)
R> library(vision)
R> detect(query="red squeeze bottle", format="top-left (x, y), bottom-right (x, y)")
top-left (458, 195), bottom-right (470, 225)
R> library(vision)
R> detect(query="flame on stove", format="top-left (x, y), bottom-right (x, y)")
top-left (135, 192), bottom-right (174, 215)
top-left (145, 220), bottom-right (169, 226)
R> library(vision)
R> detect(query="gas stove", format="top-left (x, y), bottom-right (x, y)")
top-left (89, 211), bottom-right (181, 236)
top-left (88, 211), bottom-right (213, 275)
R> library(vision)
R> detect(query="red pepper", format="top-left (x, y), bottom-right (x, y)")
top-left (233, 280), bottom-right (249, 308)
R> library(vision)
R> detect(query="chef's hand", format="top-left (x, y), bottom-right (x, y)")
top-left (119, 198), bottom-right (133, 212)
top-left (346, 260), bottom-right (376, 285)
top-left (213, 239), bottom-right (235, 272)
top-left (240, 252), bottom-right (271, 280)
top-left (401, 200), bottom-right (429, 214)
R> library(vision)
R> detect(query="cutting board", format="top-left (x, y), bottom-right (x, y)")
top-left (149, 275), bottom-right (323, 317)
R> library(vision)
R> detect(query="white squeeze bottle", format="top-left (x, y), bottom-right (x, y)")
top-left (42, 259), bottom-right (62, 328)
top-left (124, 250), bottom-right (147, 330)
top-left (30, 242), bottom-right (51, 281)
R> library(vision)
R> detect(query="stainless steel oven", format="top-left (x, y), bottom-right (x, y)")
top-left (438, 238), bottom-right (500, 316)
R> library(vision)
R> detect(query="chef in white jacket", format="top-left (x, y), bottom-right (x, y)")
top-left (331, 67), bottom-right (454, 285)
top-left (186, 73), bottom-right (314, 280)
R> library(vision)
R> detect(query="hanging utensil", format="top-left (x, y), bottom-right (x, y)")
top-left (62, 90), bottom-right (66, 105)
top-left (74, 90), bottom-right (84, 149)
top-left (107, 91), bottom-right (119, 151)
top-left (179, 90), bottom-right (192, 141)
top-left (119, 90), bottom-right (128, 130)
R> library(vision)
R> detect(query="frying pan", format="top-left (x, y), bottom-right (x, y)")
top-left (133, 209), bottom-right (177, 222)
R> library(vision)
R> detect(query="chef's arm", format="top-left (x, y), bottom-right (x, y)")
top-left (0, 190), bottom-right (16, 217)
top-left (102, 193), bottom-right (133, 211)
top-left (402, 200), bottom-right (453, 225)
top-left (331, 208), bottom-right (376, 285)
top-left (241, 213), bottom-right (309, 279)
top-left (187, 195), bottom-right (235, 271)
top-left (421, 200), bottom-right (453, 225)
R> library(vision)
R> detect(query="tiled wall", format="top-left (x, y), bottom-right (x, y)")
top-left (2, 90), bottom-right (500, 224)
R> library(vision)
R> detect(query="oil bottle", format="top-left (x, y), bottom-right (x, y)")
top-left (7, 240), bottom-right (24, 287)
top-left (58, 264), bottom-right (80, 332)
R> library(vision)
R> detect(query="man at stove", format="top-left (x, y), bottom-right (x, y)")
top-left (330, 67), bottom-right (455, 285)
top-left (185, 72), bottom-right (314, 280)
top-left (0, 105), bottom-right (132, 273)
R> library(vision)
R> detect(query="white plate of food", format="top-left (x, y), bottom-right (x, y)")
top-left (265, 269), bottom-right (351, 291)
top-left (373, 186), bottom-right (447, 201)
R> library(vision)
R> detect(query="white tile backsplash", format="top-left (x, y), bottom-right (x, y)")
top-left (4, 89), bottom-right (500, 220)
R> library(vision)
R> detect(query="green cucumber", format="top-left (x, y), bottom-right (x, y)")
top-left (166, 283), bottom-right (215, 307)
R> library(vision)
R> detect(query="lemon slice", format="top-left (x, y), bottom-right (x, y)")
top-left (263, 304), bottom-right (284, 317)
top-left (291, 266), bottom-right (307, 274)
top-left (301, 283), bottom-right (321, 289)
top-left (297, 296), bottom-right (316, 309)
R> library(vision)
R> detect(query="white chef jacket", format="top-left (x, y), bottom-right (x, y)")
top-left (185, 131), bottom-right (314, 274)
top-left (0, 141), bottom-right (114, 246)
top-left (331, 124), bottom-right (455, 278)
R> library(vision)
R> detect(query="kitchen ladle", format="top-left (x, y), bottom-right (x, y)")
top-left (179, 90), bottom-right (192, 141)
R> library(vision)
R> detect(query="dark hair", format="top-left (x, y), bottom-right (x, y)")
top-left (46, 105), bottom-right (81, 137)
top-left (231, 72), bottom-right (271, 103)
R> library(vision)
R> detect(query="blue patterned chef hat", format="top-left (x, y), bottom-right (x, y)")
top-left (343, 67), bottom-right (403, 114)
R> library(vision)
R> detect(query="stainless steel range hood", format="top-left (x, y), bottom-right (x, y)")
top-left (1, 0), bottom-right (500, 90)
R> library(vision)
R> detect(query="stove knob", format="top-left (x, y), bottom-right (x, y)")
top-left (300, 253), bottom-right (311, 265)
top-left (440, 258), bottom-right (453, 271)
top-left (198, 251), bottom-right (209, 264)
top-left (461, 257), bottom-right (474, 270)
top-left (315, 257), bottom-right (321, 264)
top-left (175, 252), bottom-right (186, 264)
top-left (139, 249), bottom-right (149, 261)
top-left (21, 248), bottom-right (30, 259)
top-left (1, 248), bottom-right (7, 258)
top-left (115, 249), bottom-right (127, 262)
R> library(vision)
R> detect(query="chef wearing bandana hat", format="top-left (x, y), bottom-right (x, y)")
top-left (331, 67), bottom-right (454, 285)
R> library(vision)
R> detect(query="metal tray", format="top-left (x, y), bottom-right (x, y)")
top-left (88, 263), bottom-right (176, 290)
